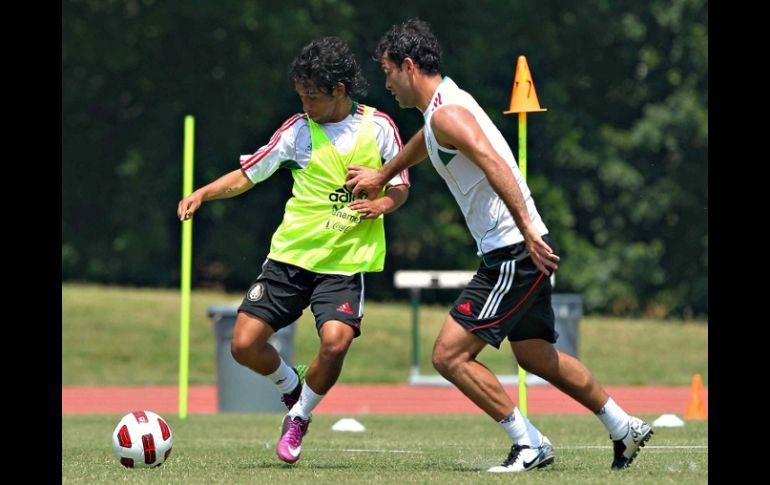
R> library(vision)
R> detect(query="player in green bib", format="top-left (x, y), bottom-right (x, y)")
top-left (177, 37), bottom-right (410, 464)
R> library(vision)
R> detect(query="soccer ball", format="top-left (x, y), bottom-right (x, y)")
top-left (111, 410), bottom-right (173, 468)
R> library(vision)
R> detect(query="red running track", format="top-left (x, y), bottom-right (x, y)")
top-left (62, 384), bottom-right (706, 416)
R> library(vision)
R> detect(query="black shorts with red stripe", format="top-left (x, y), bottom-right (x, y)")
top-left (238, 258), bottom-right (364, 337)
top-left (449, 235), bottom-right (558, 349)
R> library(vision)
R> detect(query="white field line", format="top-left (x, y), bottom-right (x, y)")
top-left (309, 445), bottom-right (707, 454)
top-left (311, 448), bottom-right (425, 454)
top-left (561, 445), bottom-right (707, 450)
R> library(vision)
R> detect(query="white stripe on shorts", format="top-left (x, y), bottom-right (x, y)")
top-left (478, 260), bottom-right (516, 319)
top-left (358, 273), bottom-right (365, 318)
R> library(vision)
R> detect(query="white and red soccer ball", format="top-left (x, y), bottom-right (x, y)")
top-left (111, 410), bottom-right (173, 468)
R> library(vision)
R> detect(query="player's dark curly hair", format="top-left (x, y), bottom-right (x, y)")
top-left (289, 37), bottom-right (368, 98)
top-left (374, 18), bottom-right (442, 74)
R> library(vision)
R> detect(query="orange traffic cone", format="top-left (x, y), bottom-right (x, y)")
top-left (504, 56), bottom-right (547, 114)
top-left (684, 373), bottom-right (707, 420)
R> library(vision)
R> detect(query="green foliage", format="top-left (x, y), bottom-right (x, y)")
top-left (527, 1), bottom-right (708, 318)
top-left (62, 1), bottom-right (707, 317)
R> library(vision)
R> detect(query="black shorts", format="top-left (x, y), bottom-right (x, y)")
top-left (237, 259), bottom-right (364, 337)
top-left (449, 235), bottom-right (558, 349)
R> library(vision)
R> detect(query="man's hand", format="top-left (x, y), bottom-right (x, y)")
top-left (348, 198), bottom-right (386, 219)
top-left (523, 229), bottom-right (560, 275)
top-left (346, 165), bottom-right (384, 197)
top-left (177, 192), bottom-right (203, 221)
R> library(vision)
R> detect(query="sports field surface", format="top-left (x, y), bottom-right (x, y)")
top-left (63, 284), bottom-right (708, 483)
top-left (63, 414), bottom-right (708, 484)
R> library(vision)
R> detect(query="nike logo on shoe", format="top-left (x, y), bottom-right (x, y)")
top-left (276, 415), bottom-right (310, 464)
top-left (522, 449), bottom-right (545, 469)
top-left (487, 440), bottom-right (555, 473)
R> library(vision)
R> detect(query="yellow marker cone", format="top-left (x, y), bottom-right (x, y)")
top-left (684, 373), bottom-right (707, 420)
top-left (504, 55), bottom-right (547, 114)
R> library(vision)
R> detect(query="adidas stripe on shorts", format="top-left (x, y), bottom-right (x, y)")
top-left (449, 235), bottom-right (558, 349)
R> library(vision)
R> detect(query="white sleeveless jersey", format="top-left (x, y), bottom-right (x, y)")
top-left (422, 77), bottom-right (548, 255)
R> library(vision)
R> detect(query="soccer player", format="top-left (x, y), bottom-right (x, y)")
top-left (178, 37), bottom-right (409, 464)
top-left (346, 19), bottom-right (652, 472)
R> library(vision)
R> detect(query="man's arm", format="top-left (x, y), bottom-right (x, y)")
top-left (177, 169), bottom-right (255, 221)
top-left (346, 128), bottom-right (427, 196)
top-left (348, 184), bottom-right (409, 219)
top-left (430, 105), bottom-right (560, 274)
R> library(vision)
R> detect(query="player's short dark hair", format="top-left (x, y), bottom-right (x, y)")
top-left (289, 37), bottom-right (368, 98)
top-left (375, 18), bottom-right (442, 75)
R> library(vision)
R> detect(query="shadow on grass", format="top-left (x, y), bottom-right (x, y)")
top-left (234, 458), bottom-right (492, 472)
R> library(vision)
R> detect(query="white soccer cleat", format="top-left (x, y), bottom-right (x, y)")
top-left (611, 416), bottom-right (653, 469)
top-left (487, 436), bottom-right (555, 472)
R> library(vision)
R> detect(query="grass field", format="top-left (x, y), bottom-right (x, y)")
top-left (63, 414), bottom-right (707, 484)
top-left (62, 284), bottom-right (708, 483)
top-left (62, 283), bottom-right (708, 386)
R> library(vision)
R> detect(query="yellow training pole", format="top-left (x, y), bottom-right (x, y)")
top-left (517, 112), bottom-right (528, 414)
top-left (518, 113), bottom-right (528, 180)
top-left (504, 56), bottom-right (546, 416)
top-left (179, 115), bottom-right (195, 419)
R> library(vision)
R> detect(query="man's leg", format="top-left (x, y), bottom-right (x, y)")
top-left (512, 338), bottom-right (653, 469)
top-left (277, 321), bottom-right (354, 464)
top-left (296, 320), bottom-right (355, 404)
top-left (230, 312), bottom-right (304, 408)
top-left (432, 315), bottom-right (511, 420)
top-left (432, 316), bottom-right (554, 472)
top-left (511, 338), bottom-right (608, 411)
top-left (231, 311), bottom-right (282, 374)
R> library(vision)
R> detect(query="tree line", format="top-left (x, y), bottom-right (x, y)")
top-left (62, 0), bottom-right (708, 318)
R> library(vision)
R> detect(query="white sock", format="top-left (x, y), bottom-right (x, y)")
top-left (266, 360), bottom-right (298, 394)
top-left (289, 382), bottom-right (324, 420)
top-left (596, 397), bottom-right (630, 440)
top-left (499, 407), bottom-right (543, 447)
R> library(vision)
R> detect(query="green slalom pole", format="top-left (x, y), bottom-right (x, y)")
top-left (179, 115), bottom-right (195, 419)
top-left (518, 114), bottom-right (528, 180)
top-left (517, 112), bottom-right (528, 416)
top-left (506, 55), bottom-right (546, 417)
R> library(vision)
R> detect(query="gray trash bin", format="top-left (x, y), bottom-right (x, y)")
top-left (209, 304), bottom-right (296, 413)
top-left (552, 294), bottom-right (582, 358)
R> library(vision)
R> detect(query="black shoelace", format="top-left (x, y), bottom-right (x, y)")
top-left (502, 444), bottom-right (529, 466)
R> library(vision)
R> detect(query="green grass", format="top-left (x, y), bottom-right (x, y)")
top-left (62, 283), bottom-right (707, 386)
top-left (63, 414), bottom-right (708, 484)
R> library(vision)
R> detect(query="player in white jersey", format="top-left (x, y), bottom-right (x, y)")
top-left (346, 19), bottom-right (652, 472)
top-left (178, 37), bottom-right (409, 464)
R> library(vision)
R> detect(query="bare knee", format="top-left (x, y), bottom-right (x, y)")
top-left (431, 317), bottom-right (486, 379)
top-left (319, 338), bottom-right (352, 363)
top-left (432, 343), bottom-right (461, 377)
top-left (230, 336), bottom-right (252, 366)
top-left (317, 322), bottom-right (355, 364)
top-left (230, 323), bottom-right (269, 366)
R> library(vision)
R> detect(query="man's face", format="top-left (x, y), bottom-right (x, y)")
top-left (294, 81), bottom-right (339, 123)
top-left (381, 55), bottom-right (414, 109)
